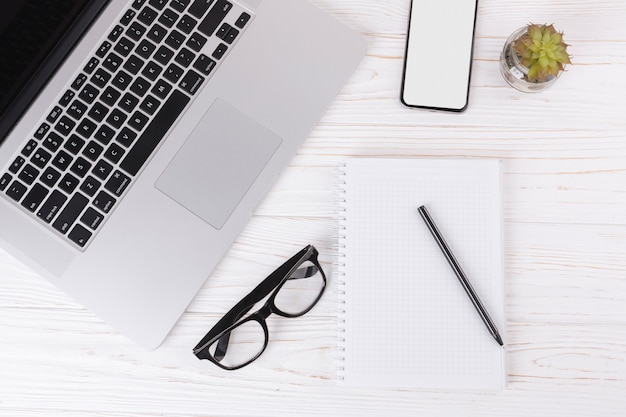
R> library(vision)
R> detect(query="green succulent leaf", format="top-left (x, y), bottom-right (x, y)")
top-left (512, 24), bottom-right (572, 82)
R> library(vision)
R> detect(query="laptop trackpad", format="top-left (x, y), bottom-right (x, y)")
top-left (155, 99), bottom-right (282, 229)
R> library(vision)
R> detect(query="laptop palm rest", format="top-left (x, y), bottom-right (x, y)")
top-left (155, 99), bottom-right (282, 229)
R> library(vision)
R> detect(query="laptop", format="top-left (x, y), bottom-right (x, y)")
top-left (0, 0), bottom-right (366, 349)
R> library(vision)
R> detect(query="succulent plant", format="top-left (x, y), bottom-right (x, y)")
top-left (512, 24), bottom-right (572, 83)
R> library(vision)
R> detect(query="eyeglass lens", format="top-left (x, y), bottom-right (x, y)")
top-left (274, 260), bottom-right (325, 315)
top-left (208, 318), bottom-right (266, 369)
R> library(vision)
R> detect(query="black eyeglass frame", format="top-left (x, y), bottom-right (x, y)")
top-left (193, 245), bottom-right (327, 370)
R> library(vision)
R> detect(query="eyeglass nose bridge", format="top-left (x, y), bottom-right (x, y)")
top-left (256, 303), bottom-right (273, 319)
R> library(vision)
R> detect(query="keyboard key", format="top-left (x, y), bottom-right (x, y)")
top-left (79, 84), bottom-right (99, 104)
top-left (165, 30), bottom-right (186, 50)
top-left (163, 63), bottom-right (184, 83)
top-left (189, 0), bottom-right (214, 18)
top-left (132, 0), bottom-right (148, 10)
top-left (0, 173), bottom-right (12, 191)
top-left (171, 0), bottom-right (190, 13)
top-left (83, 57), bottom-right (100, 74)
top-left (34, 123), bottom-right (51, 140)
top-left (106, 109), bottom-right (127, 129)
top-left (80, 176), bottom-right (101, 197)
top-left (147, 23), bottom-right (168, 43)
top-left (71, 74), bottom-right (88, 91)
top-left (105, 170), bottom-right (131, 196)
top-left (70, 157), bottom-right (92, 178)
top-left (119, 93), bottom-right (140, 113)
top-left (175, 47), bottom-right (196, 67)
top-left (198, 0), bottom-right (232, 37)
top-left (96, 41), bottom-right (112, 58)
top-left (130, 77), bottom-right (151, 97)
top-left (142, 61), bottom-right (163, 81)
top-left (138, 7), bottom-right (158, 25)
top-left (18, 164), bottom-right (40, 185)
top-left (177, 14), bottom-right (197, 34)
top-left (31, 149), bottom-right (52, 169)
top-left (76, 118), bottom-right (98, 139)
top-left (193, 54), bottom-right (216, 75)
top-left (55, 116), bottom-right (76, 136)
top-left (93, 159), bottom-right (113, 180)
top-left (6, 180), bottom-right (27, 201)
top-left (59, 173), bottom-right (80, 194)
top-left (120, 9), bottom-right (137, 26)
top-left (67, 100), bottom-right (88, 120)
top-left (116, 127), bottom-right (137, 147)
top-left (21, 183), bottom-right (49, 212)
top-left (136, 39), bottom-right (157, 59)
top-left (21, 139), bottom-right (38, 157)
top-left (140, 95), bottom-right (161, 115)
top-left (103, 52), bottom-right (124, 72)
top-left (59, 90), bottom-right (76, 107)
top-left (112, 70), bottom-right (133, 90)
top-left (68, 224), bottom-right (92, 247)
top-left (154, 45), bottom-right (175, 65)
top-left (159, 8), bottom-right (179, 27)
top-left (104, 143), bottom-right (126, 164)
top-left (91, 68), bottom-right (111, 88)
top-left (9, 156), bottom-right (26, 174)
top-left (64, 135), bottom-right (86, 155)
top-left (40, 167), bottom-right (62, 187)
top-left (37, 190), bottom-right (68, 223)
top-left (81, 207), bottom-right (104, 230)
top-left (149, 0), bottom-right (168, 10)
top-left (101, 87), bottom-right (122, 106)
top-left (83, 141), bottom-right (104, 162)
top-left (95, 124), bottom-right (116, 145)
top-left (179, 69), bottom-right (205, 95)
top-left (128, 111), bottom-right (149, 131)
top-left (108, 25), bottom-right (125, 42)
top-left (120, 90), bottom-right (189, 176)
top-left (93, 190), bottom-right (116, 213)
top-left (127, 21), bottom-right (147, 41)
top-left (124, 55), bottom-right (144, 75)
top-left (52, 150), bottom-right (73, 171)
top-left (152, 79), bottom-right (172, 99)
top-left (114, 36), bottom-right (136, 57)
top-left (235, 12), bottom-right (251, 29)
top-left (44, 132), bottom-right (64, 151)
top-left (46, 106), bottom-right (63, 123)
top-left (212, 43), bottom-right (228, 60)
top-left (186, 32), bottom-right (207, 52)
top-left (53, 193), bottom-right (89, 234)
top-left (88, 102), bottom-right (109, 122)
top-left (216, 23), bottom-right (229, 40)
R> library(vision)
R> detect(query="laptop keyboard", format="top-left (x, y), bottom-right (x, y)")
top-left (0, 0), bottom-right (252, 249)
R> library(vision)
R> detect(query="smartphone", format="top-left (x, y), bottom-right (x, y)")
top-left (400, 0), bottom-right (479, 112)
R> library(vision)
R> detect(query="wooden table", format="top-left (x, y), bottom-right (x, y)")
top-left (2, 0), bottom-right (625, 415)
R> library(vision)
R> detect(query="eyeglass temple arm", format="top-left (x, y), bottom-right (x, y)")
top-left (193, 246), bottom-right (316, 357)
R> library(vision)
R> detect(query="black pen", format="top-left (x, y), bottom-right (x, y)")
top-left (417, 205), bottom-right (504, 347)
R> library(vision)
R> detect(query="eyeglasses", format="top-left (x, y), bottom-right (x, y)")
top-left (193, 245), bottom-right (327, 370)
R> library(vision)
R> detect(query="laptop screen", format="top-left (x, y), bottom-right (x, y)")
top-left (0, 0), bottom-right (106, 144)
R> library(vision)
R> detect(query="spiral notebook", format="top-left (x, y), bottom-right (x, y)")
top-left (336, 158), bottom-right (506, 390)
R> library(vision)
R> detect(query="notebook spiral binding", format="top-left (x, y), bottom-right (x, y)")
top-left (333, 163), bottom-right (348, 382)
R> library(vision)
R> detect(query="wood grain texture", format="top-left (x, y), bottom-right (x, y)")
top-left (2, 0), bottom-right (626, 416)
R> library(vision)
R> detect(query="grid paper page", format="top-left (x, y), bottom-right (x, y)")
top-left (338, 158), bottom-right (505, 390)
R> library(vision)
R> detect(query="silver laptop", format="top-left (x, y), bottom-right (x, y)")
top-left (0, 0), bottom-right (366, 349)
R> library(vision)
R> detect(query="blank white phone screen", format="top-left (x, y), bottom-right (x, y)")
top-left (401, 0), bottom-right (478, 111)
